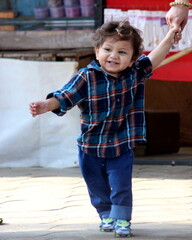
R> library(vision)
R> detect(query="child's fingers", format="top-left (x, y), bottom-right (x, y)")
top-left (29, 102), bottom-right (35, 108)
top-left (174, 31), bottom-right (182, 44)
top-left (30, 109), bottom-right (37, 117)
top-left (169, 26), bottom-right (181, 35)
top-left (30, 102), bottom-right (37, 108)
top-left (29, 102), bottom-right (38, 117)
top-left (176, 31), bottom-right (182, 38)
top-left (168, 26), bottom-right (182, 44)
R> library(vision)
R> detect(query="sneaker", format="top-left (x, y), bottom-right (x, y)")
top-left (114, 219), bottom-right (132, 238)
top-left (100, 218), bottom-right (115, 232)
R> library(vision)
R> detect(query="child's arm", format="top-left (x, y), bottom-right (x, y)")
top-left (29, 97), bottom-right (60, 117)
top-left (148, 27), bottom-right (181, 70)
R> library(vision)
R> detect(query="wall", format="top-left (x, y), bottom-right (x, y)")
top-left (0, 58), bottom-right (80, 168)
top-left (145, 80), bottom-right (192, 146)
top-left (106, 0), bottom-right (171, 10)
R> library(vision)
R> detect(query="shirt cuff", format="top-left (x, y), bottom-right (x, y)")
top-left (46, 92), bottom-right (67, 116)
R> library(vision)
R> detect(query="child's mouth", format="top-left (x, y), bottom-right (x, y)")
top-left (107, 61), bottom-right (118, 65)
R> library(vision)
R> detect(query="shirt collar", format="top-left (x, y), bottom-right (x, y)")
top-left (87, 60), bottom-right (132, 80)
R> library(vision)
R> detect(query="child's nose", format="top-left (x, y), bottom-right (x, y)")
top-left (110, 51), bottom-right (118, 58)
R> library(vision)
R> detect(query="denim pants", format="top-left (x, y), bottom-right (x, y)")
top-left (78, 148), bottom-right (134, 221)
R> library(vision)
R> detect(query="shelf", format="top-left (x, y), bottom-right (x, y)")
top-left (0, 16), bottom-right (95, 31)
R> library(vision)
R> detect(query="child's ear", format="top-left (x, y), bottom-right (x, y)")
top-left (129, 54), bottom-right (138, 67)
top-left (95, 48), bottom-right (99, 60)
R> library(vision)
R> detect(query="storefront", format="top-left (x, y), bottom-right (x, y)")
top-left (0, 1), bottom-right (191, 167)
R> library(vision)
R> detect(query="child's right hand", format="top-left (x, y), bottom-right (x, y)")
top-left (174, 30), bottom-right (182, 44)
top-left (165, 26), bottom-right (182, 45)
top-left (29, 101), bottom-right (49, 117)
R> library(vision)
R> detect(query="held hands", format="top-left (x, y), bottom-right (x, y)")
top-left (166, 3), bottom-right (189, 43)
top-left (166, 5), bottom-right (189, 31)
top-left (165, 26), bottom-right (182, 45)
top-left (173, 27), bottom-right (182, 44)
top-left (147, 26), bottom-right (182, 70)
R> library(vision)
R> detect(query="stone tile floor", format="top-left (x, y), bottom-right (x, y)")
top-left (0, 164), bottom-right (191, 240)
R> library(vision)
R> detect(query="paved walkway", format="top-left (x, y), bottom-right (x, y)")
top-left (0, 165), bottom-right (191, 240)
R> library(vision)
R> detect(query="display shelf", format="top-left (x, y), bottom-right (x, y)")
top-left (0, 16), bottom-right (95, 30)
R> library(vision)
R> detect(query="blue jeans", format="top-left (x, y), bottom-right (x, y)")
top-left (78, 148), bottom-right (134, 221)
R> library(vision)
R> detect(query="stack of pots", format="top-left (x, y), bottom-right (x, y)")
top-left (35, 0), bottom-right (95, 19)
top-left (64, 0), bottom-right (81, 18)
top-left (47, 0), bottom-right (65, 18)
top-left (34, 5), bottom-right (50, 19)
top-left (80, 0), bottom-right (94, 17)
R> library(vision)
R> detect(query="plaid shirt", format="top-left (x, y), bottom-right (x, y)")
top-left (47, 55), bottom-right (152, 158)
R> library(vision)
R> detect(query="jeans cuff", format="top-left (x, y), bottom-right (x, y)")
top-left (109, 205), bottom-right (132, 221)
top-left (99, 210), bottom-right (111, 219)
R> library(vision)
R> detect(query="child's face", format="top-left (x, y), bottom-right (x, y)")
top-left (95, 37), bottom-right (134, 78)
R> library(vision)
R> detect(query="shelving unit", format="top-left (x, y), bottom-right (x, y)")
top-left (0, 0), bottom-right (105, 49)
top-left (0, 0), bottom-right (105, 30)
top-left (0, 16), bottom-right (95, 31)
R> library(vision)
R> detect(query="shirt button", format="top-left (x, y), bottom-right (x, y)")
top-left (117, 98), bottom-right (120, 102)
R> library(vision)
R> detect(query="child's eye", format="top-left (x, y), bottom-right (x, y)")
top-left (104, 48), bottom-right (111, 52)
top-left (119, 51), bottom-right (126, 54)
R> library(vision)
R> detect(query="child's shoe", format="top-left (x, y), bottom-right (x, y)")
top-left (100, 218), bottom-right (115, 232)
top-left (114, 219), bottom-right (132, 238)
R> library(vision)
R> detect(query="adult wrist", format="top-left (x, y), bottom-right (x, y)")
top-left (170, 1), bottom-right (192, 8)
top-left (175, 0), bottom-right (190, 3)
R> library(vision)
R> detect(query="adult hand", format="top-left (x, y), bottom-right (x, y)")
top-left (166, 5), bottom-right (189, 30)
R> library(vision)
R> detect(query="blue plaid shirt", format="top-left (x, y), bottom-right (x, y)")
top-left (47, 55), bottom-right (152, 158)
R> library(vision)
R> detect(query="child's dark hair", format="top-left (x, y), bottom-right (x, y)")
top-left (92, 21), bottom-right (144, 60)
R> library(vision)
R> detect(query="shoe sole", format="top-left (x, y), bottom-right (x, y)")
top-left (115, 233), bottom-right (132, 238)
top-left (100, 228), bottom-right (114, 232)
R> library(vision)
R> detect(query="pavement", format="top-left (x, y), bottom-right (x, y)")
top-left (0, 162), bottom-right (192, 240)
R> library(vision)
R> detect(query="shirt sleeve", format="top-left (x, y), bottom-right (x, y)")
top-left (135, 54), bottom-right (153, 79)
top-left (46, 68), bottom-right (87, 116)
